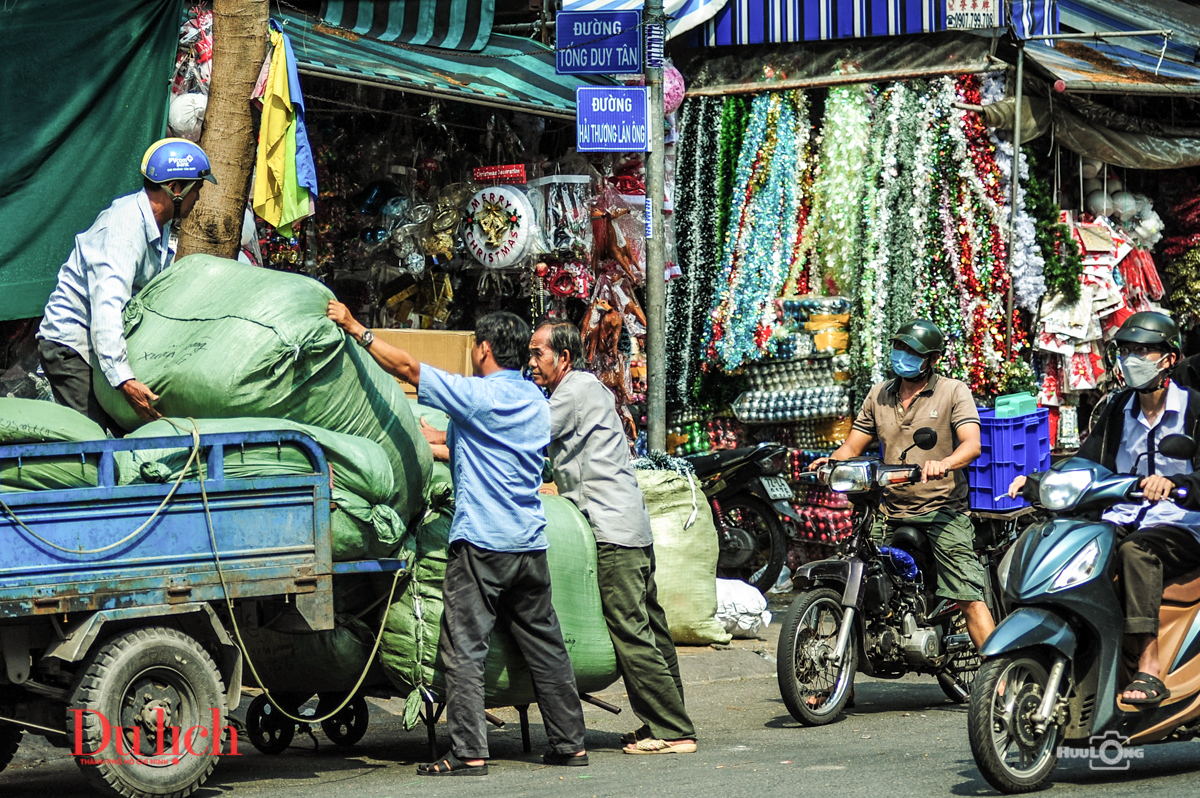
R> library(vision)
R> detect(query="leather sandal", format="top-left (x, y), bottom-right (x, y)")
top-left (543, 750), bottom-right (589, 766)
top-left (623, 738), bottom-right (697, 755)
top-left (1122, 672), bottom-right (1171, 705)
top-left (417, 751), bottom-right (488, 776)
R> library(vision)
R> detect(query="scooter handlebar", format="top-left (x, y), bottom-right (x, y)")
top-left (1127, 486), bottom-right (1190, 503)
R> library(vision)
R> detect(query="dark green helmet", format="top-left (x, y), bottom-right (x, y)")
top-left (891, 319), bottom-right (945, 356)
top-left (1114, 311), bottom-right (1182, 354)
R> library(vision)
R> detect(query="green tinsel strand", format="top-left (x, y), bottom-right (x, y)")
top-left (1023, 149), bottom-right (1082, 302)
top-left (716, 96), bottom-right (749, 247)
top-left (1167, 247), bottom-right (1200, 324)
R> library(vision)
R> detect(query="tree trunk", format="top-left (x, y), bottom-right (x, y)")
top-left (176, 0), bottom-right (269, 260)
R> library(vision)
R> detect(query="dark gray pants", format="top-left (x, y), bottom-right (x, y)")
top-left (439, 541), bottom-right (586, 760)
top-left (597, 543), bottom-right (694, 741)
top-left (1116, 524), bottom-right (1200, 635)
top-left (37, 339), bottom-right (119, 432)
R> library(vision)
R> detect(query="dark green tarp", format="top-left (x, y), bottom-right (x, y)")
top-left (0, 0), bottom-right (183, 321)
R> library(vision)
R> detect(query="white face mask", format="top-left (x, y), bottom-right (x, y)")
top-left (1120, 354), bottom-right (1167, 391)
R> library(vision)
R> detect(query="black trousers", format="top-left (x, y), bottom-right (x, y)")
top-left (439, 540), bottom-right (586, 760)
top-left (37, 339), bottom-right (119, 432)
top-left (1116, 524), bottom-right (1200, 635)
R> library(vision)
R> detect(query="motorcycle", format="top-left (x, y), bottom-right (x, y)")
top-left (969, 432), bottom-right (1200, 793)
top-left (777, 428), bottom-right (1012, 726)
top-left (685, 443), bottom-right (794, 592)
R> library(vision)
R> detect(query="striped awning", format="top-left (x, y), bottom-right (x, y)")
top-left (279, 10), bottom-right (614, 119)
top-left (689, 0), bottom-right (1062, 47)
top-left (318, 0), bottom-right (494, 52)
top-left (1057, 0), bottom-right (1200, 63)
top-left (1025, 38), bottom-right (1200, 95)
top-left (561, 0), bottom-right (728, 38)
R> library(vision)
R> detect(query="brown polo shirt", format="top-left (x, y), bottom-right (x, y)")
top-left (852, 373), bottom-right (980, 518)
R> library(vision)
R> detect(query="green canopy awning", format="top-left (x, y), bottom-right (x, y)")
top-left (279, 10), bottom-right (614, 119)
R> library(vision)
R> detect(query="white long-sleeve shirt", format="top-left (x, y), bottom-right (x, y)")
top-left (38, 191), bottom-right (173, 388)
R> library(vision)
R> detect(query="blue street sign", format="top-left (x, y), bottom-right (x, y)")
top-left (575, 86), bottom-right (649, 152)
top-left (556, 10), bottom-right (642, 75)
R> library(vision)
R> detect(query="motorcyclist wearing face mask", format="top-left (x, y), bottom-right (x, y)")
top-left (1009, 311), bottom-right (1200, 705)
top-left (810, 320), bottom-right (992, 649)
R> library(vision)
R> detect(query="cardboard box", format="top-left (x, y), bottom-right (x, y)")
top-left (371, 329), bottom-right (476, 396)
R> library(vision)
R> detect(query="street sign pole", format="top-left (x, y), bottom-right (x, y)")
top-left (644, 0), bottom-right (666, 452)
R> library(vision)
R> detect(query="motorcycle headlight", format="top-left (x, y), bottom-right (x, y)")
top-left (828, 463), bottom-right (871, 494)
top-left (1039, 470), bottom-right (1094, 511)
top-left (1050, 538), bottom-right (1102, 592)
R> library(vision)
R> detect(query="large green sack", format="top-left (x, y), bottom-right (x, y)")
top-left (0, 398), bottom-right (105, 491)
top-left (636, 470), bottom-right (732, 645)
top-left (118, 417), bottom-right (405, 561)
top-left (379, 496), bottom-right (619, 707)
top-left (92, 255), bottom-right (431, 524)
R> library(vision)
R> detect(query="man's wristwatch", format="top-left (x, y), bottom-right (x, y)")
top-left (357, 330), bottom-right (374, 349)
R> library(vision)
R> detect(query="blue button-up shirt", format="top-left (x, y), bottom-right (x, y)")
top-left (38, 191), bottom-right (173, 388)
top-left (418, 365), bottom-right (549, 552)
top-left (1106, 382), bottom-right (1200, 543)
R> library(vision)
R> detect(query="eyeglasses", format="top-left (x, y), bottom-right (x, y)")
top-left (1117, 345), bottom-right (1165, 358)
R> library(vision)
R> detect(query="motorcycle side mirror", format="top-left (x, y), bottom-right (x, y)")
top-left (913, 427), bottom-right (939, 451)
top-left (1159, 434), bottom-right (1198, 461)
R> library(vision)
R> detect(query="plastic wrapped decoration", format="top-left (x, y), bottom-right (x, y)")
top-left (168, 93), bottom-right (207, 142)
top-left (172, 8), bottom-right (213, 96)
top-left (663, 64), bottom-right (686, 115)
top-left (590, 184), bottom-right (646, 285)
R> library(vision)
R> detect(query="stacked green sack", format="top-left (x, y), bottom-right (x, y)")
top-left (636, 469), bottom-right (732, 645)
top-left (0, 398), bottom-right (105, 491)
top-left (118, 417), bottom-right (406, 561)
top-left (91, 255), bottom-right (431, 525)
top-left (380, 496), bottom-right (618, 713)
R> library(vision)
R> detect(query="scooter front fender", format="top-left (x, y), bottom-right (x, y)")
top-left (981, 606), bottom-right (1077, 660)
top-left (793, 557), bottom-right (864, 607)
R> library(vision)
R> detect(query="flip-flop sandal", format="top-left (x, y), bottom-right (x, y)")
top-left (1121, 672), bottom-right (1171, 705)
top-left (417, 752), bottom-right (489, 776)
top-left (620, 726), bottom-right (652, 745)
top-left (624, 738), bottom-right (698, 755)
top-left (543, 750), bottom-right (589, 766)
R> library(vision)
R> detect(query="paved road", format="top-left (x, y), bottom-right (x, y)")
top-left (4, 607), bottom-right (1200, 798)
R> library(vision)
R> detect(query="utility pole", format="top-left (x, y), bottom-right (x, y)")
top-left (643, 0), bottom-right (666, 451)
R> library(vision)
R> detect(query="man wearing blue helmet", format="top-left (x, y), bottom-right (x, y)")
top-left (38, 138), bottom-right (217, 429)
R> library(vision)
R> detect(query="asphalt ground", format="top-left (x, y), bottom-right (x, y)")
top-left (4, 594), bottom-right (1200, 797)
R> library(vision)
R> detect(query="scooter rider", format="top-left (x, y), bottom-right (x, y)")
top-left (1010, 311), bottom-right (1200, 705)
top-left (811, 319), bottom-right (992, 649)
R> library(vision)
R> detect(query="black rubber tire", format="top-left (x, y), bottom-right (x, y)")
top-left (777, 588), bottom-right (857, 726)
top-left (717, 493), bottom-right (787, 592)
top-left (967, 652), bottom-right (1059, 794)
top-left (0, 725), bottom-right (22, 773)
top-left (68, 626), bottom-right (227, 798)
top-left (246, 694), bottom-right (295, 755)
top-left (320, 695), bottom-right (370, 747)
top-left (939, 612), bottom-right (980, 704)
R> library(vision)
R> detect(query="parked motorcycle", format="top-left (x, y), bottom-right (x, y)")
top-left (777, 428), bottom-right (1012, 725)
top-left (686, 443), bottom-right (794, 591)
top-left (969, 433), bottom-right (1200, 793)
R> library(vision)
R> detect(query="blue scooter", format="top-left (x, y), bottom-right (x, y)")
top-left (968, 433), bottom-right (1200, 793)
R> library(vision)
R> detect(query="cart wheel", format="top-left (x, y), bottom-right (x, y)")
top-left (0, 725), bottom-right (22, 773)
top-left (320, 696), bottom-right (370, 747)
top-left (246, 694), bottom-right (296, 755)
top-left (69, 626), bottom-right (226, 798)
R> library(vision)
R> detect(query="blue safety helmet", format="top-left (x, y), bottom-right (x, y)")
top-left (141, 138), bottom-right (217, 185)
top-left (140, 138), bottom-right (216, 222)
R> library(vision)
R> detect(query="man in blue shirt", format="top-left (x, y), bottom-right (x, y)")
top-left (326, 302), bottom-right (588, 776)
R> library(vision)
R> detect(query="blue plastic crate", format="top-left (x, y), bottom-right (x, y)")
top-left (967, 407), bottom-right (1050, 511)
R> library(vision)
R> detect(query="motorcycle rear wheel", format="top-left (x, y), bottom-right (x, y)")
top-left (967, 652), bottom-right (1059, 793)
top-left (716, 494), bottom-right (786, 592)
top-left (777, 588), bottom-right (857, 726)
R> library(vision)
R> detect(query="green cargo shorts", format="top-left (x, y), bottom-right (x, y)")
top-left (870, 508), bottom-right (986, 603)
